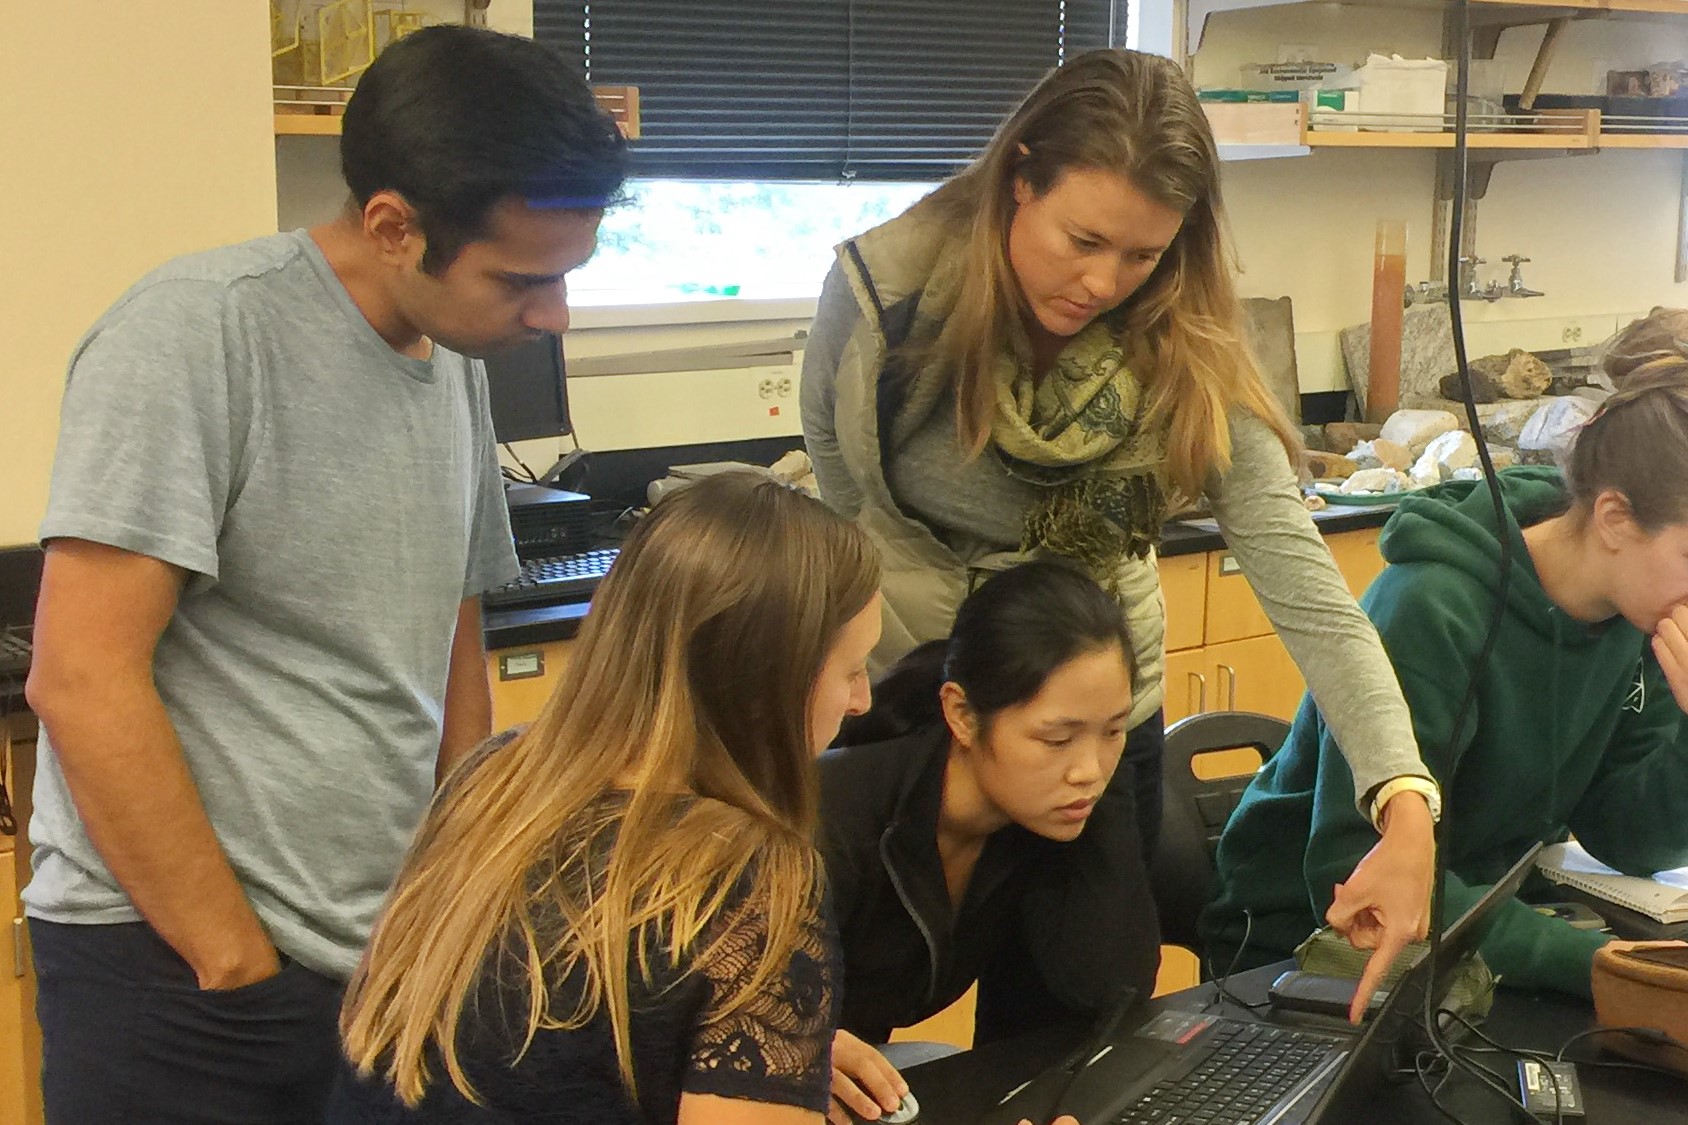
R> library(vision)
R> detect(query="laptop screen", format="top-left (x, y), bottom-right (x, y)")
top-left (1304, 841), bottom-right (1545, 1120)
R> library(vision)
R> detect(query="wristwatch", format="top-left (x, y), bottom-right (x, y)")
top-left (1368, 775), bottom-right (1443, 832)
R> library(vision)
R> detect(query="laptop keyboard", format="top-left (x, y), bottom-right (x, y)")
top-left (1110, 1020), bottom-right (1338, 1125)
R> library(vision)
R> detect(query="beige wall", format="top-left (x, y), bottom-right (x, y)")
top-left (0, 3), bottom-right (277, 547)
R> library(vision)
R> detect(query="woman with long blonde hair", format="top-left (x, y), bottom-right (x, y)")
top-left (800, 47), bottom-right (1439, 1041)
top-left (329, 472), bottom-right (883, 1124)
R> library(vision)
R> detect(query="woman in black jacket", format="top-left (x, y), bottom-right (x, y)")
top-left (818, 560), bottom-right (1160, 1124)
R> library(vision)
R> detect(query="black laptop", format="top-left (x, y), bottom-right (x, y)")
top-left (987, 844), bottom-right (1543, 1125)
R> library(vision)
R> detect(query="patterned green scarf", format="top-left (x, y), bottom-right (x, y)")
top-left (991, 318), bottom-right (1170, 579)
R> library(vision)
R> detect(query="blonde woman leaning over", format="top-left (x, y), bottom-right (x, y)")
top-left (328, 473), bottom-right (884, 1125)
top-left (801, 47), bottom-right (1439, 1018)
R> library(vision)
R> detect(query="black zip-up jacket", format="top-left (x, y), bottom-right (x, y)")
top-left (817, 725), bottom-right (1162, 1046)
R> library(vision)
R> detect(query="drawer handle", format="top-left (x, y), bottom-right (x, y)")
top-left (1217, 663), bottom-right (1238, 710)
top-left (1189, 672), bottom-right (1207, 714)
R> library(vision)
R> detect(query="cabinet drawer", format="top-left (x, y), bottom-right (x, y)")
top-left (1204, 551), bottom-right (1272, 645)
top-left (1163, 649), bottom-right (1209, 724)
top-left (1205, 634), bottom-right (1306, 723)
top-left (487, 639), bottom-right (576, 730)
top-left (1159, 554), bottom-right (1207, 653)
top-left (1327, 526), bottom-right (1387, 599)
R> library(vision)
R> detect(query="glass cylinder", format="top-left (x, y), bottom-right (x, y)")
top-left (1367, 220), bottom-right (1408, 424)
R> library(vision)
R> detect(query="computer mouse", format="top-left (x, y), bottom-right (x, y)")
top-left (883, 1093), bottom-right (920, 1124)
top-left (851, 1092), bottom-right (919, 1124)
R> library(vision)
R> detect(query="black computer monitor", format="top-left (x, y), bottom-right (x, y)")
top-left (483, 333), bottom-right (571, 443)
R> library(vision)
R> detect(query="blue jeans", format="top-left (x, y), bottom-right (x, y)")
top-left (31, 919), bottom-right (344, 1124)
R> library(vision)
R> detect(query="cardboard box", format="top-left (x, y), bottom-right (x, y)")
top-left (1201, 100), bottom-right (1305, 145)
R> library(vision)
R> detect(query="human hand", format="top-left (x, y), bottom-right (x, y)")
top-left (1653, 606), bottom-right (1688, 713)
top-left (828, 1029), bottom-right (908, 1124)
top-left (1018, 1118), bottom-right (1081, 1125)
top-left (190, 933), bottom-right (283, 992)
top-left (1324, 791), bottom-right (1436, 1022)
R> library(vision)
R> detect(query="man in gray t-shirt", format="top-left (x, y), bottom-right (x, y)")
top-left (23, 27), bottom-right (628, 1125)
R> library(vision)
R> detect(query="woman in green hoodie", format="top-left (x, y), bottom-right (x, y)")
top-left (1204, 346), bottom-right (1688, 1000)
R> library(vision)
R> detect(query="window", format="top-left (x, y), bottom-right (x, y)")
top-left (571, 179), bottom-right (933, 305)
top-left (538, 1), bottom-right (1126, 306)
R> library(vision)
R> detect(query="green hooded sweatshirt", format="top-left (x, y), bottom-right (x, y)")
top-left (1201, 466), bottom-right (1688, 998)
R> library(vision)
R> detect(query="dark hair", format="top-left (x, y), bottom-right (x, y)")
top-left (837, 560), bottom-right (1133, 745)
top-left (340, 26), bottom-right (630, 273)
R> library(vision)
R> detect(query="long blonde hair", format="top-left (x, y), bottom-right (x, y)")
top-left (912, 48), bottom-right (1298, 500)
top-left (341, 473), bottom-right (881, 1105)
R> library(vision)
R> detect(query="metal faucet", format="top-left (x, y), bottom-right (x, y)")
top-left (1458, 256), bottom-right (1505, 303)
top-left (1404, 280), bottom-right (1450, 307)
top-left (1502, 255), bottom-right (1544, 298)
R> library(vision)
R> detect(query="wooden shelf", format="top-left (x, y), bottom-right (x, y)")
top-left (1305, 130), bottom-right (1593, 147)
top-left (1212, 106), bottom-right (1688, 152)
top-left (1188, 0), bottom-right (1688, 55)
top-left (1209, 130), bottom-right (1688, 155)
top-left (1479, 0), bottom-right (1688, 13)
top-left (275, 85), bottom-right (640, 139)
top-left (1595, 131), bottom-right (1688, 146)
top-left (1305, 130), bottom-right (1688, 148)
top-left (275, 114), bottom-right (342, 136)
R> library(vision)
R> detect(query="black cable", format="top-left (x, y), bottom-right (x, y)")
top-left (1202, 909), bottom-right (1271, 1013)
top-left (501, 442), bottom-right (539, 483)
top-left (1413, 1050), bottom-right (1468, 1124)
top-left (1418, 0), bottom-right (1523, 1110)
top-left (1438, 1009), bottom-right (1565, 1123)
top-left (1557, 1024), bottom-right (1688, 1068)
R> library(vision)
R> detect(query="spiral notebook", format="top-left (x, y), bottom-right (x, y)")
top-left (1536, 841), bottom-right (1688, 924)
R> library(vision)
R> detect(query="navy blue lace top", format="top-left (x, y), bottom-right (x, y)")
top-left (328, 803), bottom-right (838, 1124)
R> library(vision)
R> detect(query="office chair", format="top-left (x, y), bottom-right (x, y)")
top-left (1150, 710), bottom-right (1291, 953)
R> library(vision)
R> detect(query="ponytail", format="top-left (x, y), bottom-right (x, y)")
top-left (836, 640), bottom-right (947, 745)
top-left (834, 560), bottom-right (1134, 747)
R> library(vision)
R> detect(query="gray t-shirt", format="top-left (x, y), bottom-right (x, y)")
top-left (25, 230), bottom-right (520, 979)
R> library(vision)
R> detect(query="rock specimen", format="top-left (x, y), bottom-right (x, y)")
top-left (1341, 467), bottom-right (1412, 494)
top-left (1518, 396), bottom-right (1599, 457)
top-left (1380, 409), bottom-right (1460, 457)
top-left (1410, 430), bottom-right (1479, 486)
top-left (1324, 421), bottom-right (1383, 451)
top-left (1305, 452), bottom-right (1361, 480)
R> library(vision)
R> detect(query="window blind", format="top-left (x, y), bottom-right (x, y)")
top-left (534, 1), bottom-right (1126, 181)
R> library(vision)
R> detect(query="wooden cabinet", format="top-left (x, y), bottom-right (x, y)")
top-left (1326, 526), bottom-right (1387, 599)
top-left (1203, 550), bottom-right (1273, 646)
top-left (1162, 648), bottom-right (1210, 724)
top-left (487, 639), bottom-right (576, 730)
top-left (0, 845), bottom-right (31, 1125)
top-left (1157, 525), bottom-right (1383, 726)
top-left (1205, 634), bottom-right (1306, 720)
top-left (1159, 553), bottom-right (1207, 653)
top-left (1, 719), bottom-right (40, 1125)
